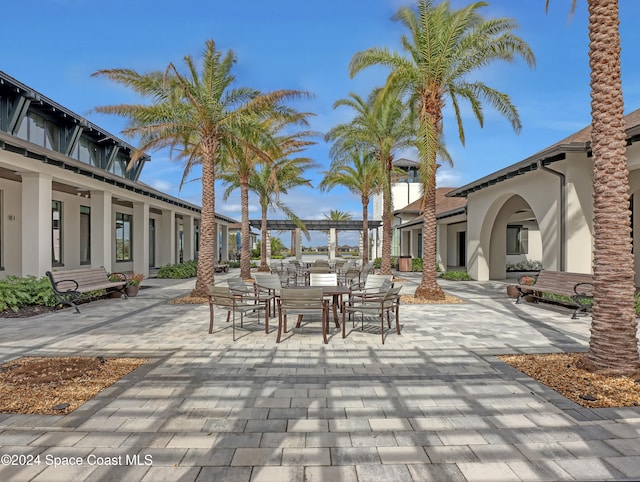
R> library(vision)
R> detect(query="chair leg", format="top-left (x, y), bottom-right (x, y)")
top-left (395, 304), bottom-right (401, 335)
top-left (209, 302), bottom-right (214, 334)
top-left (277, 308), bottom-right (283, 343)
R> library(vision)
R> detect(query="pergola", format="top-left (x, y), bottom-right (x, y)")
top-left (248, 219), bottom-right (382, 261)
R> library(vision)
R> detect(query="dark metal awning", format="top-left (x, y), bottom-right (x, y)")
top-left (249, 220), bottom-right (381, 230)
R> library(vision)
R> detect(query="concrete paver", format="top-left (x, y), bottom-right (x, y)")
top-left (0, 272), bottom-right (639, 481)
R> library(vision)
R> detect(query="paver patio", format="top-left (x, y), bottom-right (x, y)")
top-left (0, 271), bottom-right (639, 481)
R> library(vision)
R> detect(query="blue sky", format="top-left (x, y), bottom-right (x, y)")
top-left (5, 0), bottom-right (640, 246)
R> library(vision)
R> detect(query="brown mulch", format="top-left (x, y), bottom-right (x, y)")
top-left (400, 294), bottom-right (465, 304)
top-left (498, 352), bottom-right (640, 408)
top-left (0, 356), bottom-right (147, 415)
top-left (0, 305), bottom-right (56, 318)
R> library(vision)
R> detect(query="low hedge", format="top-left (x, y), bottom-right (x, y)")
top-left (157, 260), bottom-right (198, 279)
top-left (0, 276), bottom-right (58, 312)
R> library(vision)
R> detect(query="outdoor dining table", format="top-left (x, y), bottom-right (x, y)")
top-left (289, 285), bottom-right (350, 328)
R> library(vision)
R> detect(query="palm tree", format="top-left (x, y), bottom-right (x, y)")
top-left (323, 209), bottom-right (353, 258)
top-left (222, 148), bottom-right (316, 273)
top-left (93, 39), bottom-right (307, 296)
top-left (219, 118), bottom-right (313, 280)
top-left (325, 87), bottom-right (414, 275)
top-left (547, 0), bottom-right (640, 374)
top-left (319, 152), bottom-right (383, 265)
top-left (350, 0), bottom-right (535, 299)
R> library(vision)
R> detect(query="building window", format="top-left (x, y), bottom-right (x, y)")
top-left (52, 200), bottom-right (63, 265)
top-left (15, 112), bottom-right (59, 151)
top-left (80, 206), bottom-right (91, 265)
top-left (73, 137), bottom-right (103, 167)
top-left (507, 225), bottom-right (528, 255)
top-left (0, 190), bottom-right (3, 269)
top-left (115, 212), bottom-right (133, 261)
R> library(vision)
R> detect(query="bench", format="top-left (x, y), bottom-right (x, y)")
top-left (215, 264), bottom-right (229, 273)
top-left (515, 270), bottom-right (594, 319)
top-left (46, 267), bottom-right (127, 313)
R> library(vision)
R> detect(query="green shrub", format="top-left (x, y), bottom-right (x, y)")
top-left (411, 258), bottom-right (423, 272)
top-left (439, 270), bottom-right (472, 281)
top-left (0, 276), bottom-right (58, 312)
top-left (228, 261), bottom-right (241, 268)
top-left (157, 260), bottom-right (198, 279)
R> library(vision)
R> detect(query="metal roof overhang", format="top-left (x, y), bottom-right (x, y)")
top-left (0, 131), bottom-right (236, 224)
top-left (396, 207), bottom-right (467, 230)
top-left (446, 143), bottom-right (588, 198)
top-left (249, 220), bottom-right (382, 230)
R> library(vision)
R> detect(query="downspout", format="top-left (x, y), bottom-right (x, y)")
top-left (537, 160), bottom-right (566, 272)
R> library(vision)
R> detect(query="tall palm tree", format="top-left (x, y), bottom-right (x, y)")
top-left (350, 0), bottom-right (535, 299)
top-left (319, 152), bottom-right (383, 265)
top-left (325, 87), bottom-right (414, 275)
top-left (219, 118), bottom-right (313, 280)
top-left (547, 0), bottom-right (640, 374)
top-left (93, 39), bottom-right (307, 296)
top-left (323, 209), bottom-right (353, 258)
top-left (221, 147), bottom-right (316, 273)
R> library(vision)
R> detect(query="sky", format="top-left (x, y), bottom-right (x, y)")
top-left (5, 0), bottom-right (640, 246)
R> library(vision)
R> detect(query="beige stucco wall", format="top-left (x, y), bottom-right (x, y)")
top-left (0, 146), bottom-right (206, 280)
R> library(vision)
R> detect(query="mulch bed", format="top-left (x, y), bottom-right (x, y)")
top-left (0, 356), bottom-right (147, 415)
top-left (0, 305), bottom-right (56, 318)
top-left (499, 352), bottom-right (640, 408)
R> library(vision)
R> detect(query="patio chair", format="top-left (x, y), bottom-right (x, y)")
top-left (277, 288), bottom-right (329, 343)
top-left (309, 272), bottom-right (338, 287)
top-left (340, 267), bottom-right (362, 287)
top-left (342, 286), bottom-right (402, 344)
top-left (253, 273), bottom-right (284, 315)
top-left (227, 276), bottom-right (273, 306)
top-left (351, 274), bottom-right (393, 295)
top-left (207, 285), bottom-right (268, 340)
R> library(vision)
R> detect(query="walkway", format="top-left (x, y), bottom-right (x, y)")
top-left (0, 272), bottom-right (639, 481)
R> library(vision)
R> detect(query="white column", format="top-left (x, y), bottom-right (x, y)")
top-left (295, 228), bottom-right (302, 260)
top-left (328, 228), bottom-right (336, 260)
top-left (20, 172), bottom-right (52, 277)
top-left (133, 201), bottom-right (149, 278)
top-left (90, 190), bottom-right (112, 271)
top-left (265, 231), bottom-right (272, 266)
top-left (161, 209), bottom-right (175, 266)
top-left (220, 223), bottom-right (229, 262)
top-left (359, 231), bottom-right (364, 260)
top-left (436, 224), bottom-right (447, 272)
top-left (183, 214), bottom-right (194, 261)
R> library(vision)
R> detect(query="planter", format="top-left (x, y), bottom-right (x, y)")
top-left (506, 285), bottom-right (519, 298)
top-left (109, 291), bottom-right (123, 299)
top-left (398, 256), bottom-right (412, 272)
top-left (125, 286), bottom-right (140, 297)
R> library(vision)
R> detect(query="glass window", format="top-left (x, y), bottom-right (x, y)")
top-left (45, 122), bottom-right (59, 150)
top-left (52, 200), bottom-right (63, 265)
top-left (80, 206), bottom-right (91, 265)
top-left (29, 113), bottom-right (46, 147)
top-left (507, 225), bottom-right (528, 255)
top-left (115, 212), bottom-right (132, 261)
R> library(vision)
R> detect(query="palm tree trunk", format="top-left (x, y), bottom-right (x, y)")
top-left (240, 182), bottom-right (251, 280)
top-left (380, 164), bottom-right (393, 275)
top-left (258, 203), bottom-right (270, 272)
top-left (193, 151), bottom-right (216, 297)
top-left (362, 195), bottom-right (369, 266)
top-left (415, 158), bottom-right (445, 300)
top-left (586, 0), bottom-right (640, 374)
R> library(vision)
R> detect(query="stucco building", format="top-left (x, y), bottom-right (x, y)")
top-left (0, 71), bottom-right (234, 280)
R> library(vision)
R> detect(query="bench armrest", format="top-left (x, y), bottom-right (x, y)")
top-left (574, 282), bottom-right (594, 297)
top-left (53, 279), bottom-right (79, 293)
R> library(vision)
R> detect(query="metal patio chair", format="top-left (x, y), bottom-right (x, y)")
top-left (277, 288), bottom-right (329, 344)
top-left (207, 285), bottom-right (269, 340)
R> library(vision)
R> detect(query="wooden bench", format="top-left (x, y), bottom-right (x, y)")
top-left (46, 267), bottom-right (127, 313)
top-left (515, 270), bottom-right (594, 319)
top-left (215, 264), bottom-right (229, 273)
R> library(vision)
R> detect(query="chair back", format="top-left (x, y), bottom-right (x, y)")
top-left (309, 272), bottom-right (338, 286)
top-left (226, 277), bottom-right (250, 294)
top-left (208, 285), bottom-right (236, 308)
top-left (280, 288), bottom-right (324, 310)
top-left (364, 274), bottom-right (393, 291)
top-left (307, 266), bottom-right (330, 274)
top-left (314, 259), bottom-right (330, 267)
top-left (254, 273), bottom-right (283, 291)
top-left (342, 268), bottom-right (361, 286)
top-left (383, 286), bottom-right (402, 306)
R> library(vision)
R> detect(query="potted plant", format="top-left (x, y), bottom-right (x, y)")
top-left (507, 275), bottom-right (537, 299)
top-left (108, 272), bottom-right (127, 298)
top-left (125, 273), bottom-right (144, 297)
